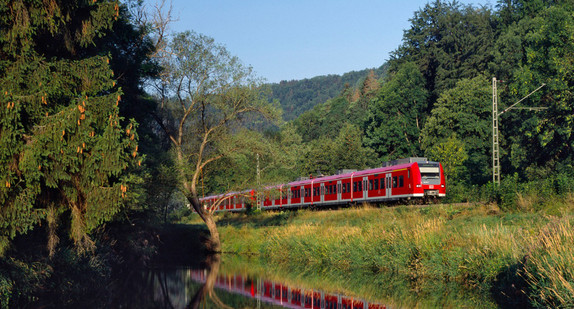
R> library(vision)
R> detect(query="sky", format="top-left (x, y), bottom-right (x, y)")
top-left (162, 0), bottom-right (492, 83)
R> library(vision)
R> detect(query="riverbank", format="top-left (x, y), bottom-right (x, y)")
top-left (184, 201), bottom-right (574, 307)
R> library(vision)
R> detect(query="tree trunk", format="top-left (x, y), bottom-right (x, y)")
top-left (203, 215), bottom-right (221, 253)
top-left (188, 254), bottom-right (221, 309)
top-left (176, 146), bottom-right (222, 253)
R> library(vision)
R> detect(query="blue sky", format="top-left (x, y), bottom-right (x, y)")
top-left (163, 0), bottom-right (492, 83)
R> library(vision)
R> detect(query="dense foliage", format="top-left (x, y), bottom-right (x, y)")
top-left (282, 0), bottom-right (574, 189)
top-left (0, 0), bottom-right (145, 255)
top-left (0, 0), bottom-right (158, 306)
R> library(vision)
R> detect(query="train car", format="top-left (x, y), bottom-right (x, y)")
top-left (199, 157), bottom-right (445, 212)
top-left (199, 190), bottom-right (251, 213)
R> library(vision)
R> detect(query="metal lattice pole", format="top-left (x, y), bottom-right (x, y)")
top-left (492, 77), bottom-right (501, 186)
top-left (492, 77), bottom-right (545, 187)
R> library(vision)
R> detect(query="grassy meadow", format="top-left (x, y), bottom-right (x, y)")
top-left (183, 195), bottom-right (574, 307)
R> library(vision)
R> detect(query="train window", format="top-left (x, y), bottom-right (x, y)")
top-left (399, 175), bottom-right (404, 187)
top-left (393, 176), bottom-right (397, 188)
top-left (369, 179), bottom-right (373, 190)
top-left (347, 183), bottom-right (351, 193)
top-left (359, 181), bottom-right (363, 191)
top-left (353, 182), bottom-right (357, 192)
top-left (374, 179), bottom-right (379, 190)
top-left (338, 184), bottom-right (341, 193)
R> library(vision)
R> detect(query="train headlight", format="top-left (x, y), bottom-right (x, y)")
top-left (416, 184), bottom-right (422, 188)
top-left (441, 184), bottom-right (445, 188)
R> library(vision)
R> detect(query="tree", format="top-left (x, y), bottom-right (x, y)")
top-left (364, 62), bottom-right (428, 162)
top-left (425, 135), bottom-right (468, 182)
top-left (391, 1), bottom-right (495, 101)
top-left (493, 4), bottom-right (574, 170)
top-left (302, 123), bottom-right (376, 176)
top-left (0, 0), bottom-right (140, 254)
top-left (331, 123), bottom-right (377, 171)
top-left (361, 70), bottom-right (380, 98)
top-left (421, 75), bottom-right (491, 184)
top-left (152, 31), bottom-right (278, 252)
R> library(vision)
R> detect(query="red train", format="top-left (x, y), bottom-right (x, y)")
top-left (200, 157), bottom-right (445, 212)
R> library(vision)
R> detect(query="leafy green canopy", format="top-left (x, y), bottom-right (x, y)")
top-left (421, 75), bottom-right (492, 183)
top-left (364, 62), bottom-right (428, 162)
top-left (0, 0), bottom-right (139, 253)
top-left (493, 3), bottom-right (574, 170)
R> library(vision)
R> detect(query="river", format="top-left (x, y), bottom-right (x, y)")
top-left (108, 254), bottom-right (499, 308)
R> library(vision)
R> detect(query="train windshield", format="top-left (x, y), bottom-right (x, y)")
top-left (419, 163), bottom-right (441, 185)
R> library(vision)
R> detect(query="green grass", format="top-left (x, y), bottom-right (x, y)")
top-left (185, 199), bottom-right (574, 308)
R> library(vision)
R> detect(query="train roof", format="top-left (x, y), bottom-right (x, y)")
top-left (286, 161), bottom-right (441, 187)
top-left (200, 159), bottom-right (440, 199)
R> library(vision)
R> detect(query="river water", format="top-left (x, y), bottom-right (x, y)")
top-left (108, 254), bottom-right (499, 308)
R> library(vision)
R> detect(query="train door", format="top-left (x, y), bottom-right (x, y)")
top-left (386, 173), bottom-right (392, 198)
top-left (337, 181), bottom-right (342, 202)
top-left (320, 183), bottom-right (325, 203)
top-left (363, 177), bottom-right (368, 201)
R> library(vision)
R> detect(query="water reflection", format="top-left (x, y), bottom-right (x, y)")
top-left (136, 255), bottom-right (388, 309)
top-left (113, 254), bottom-right (497, 309)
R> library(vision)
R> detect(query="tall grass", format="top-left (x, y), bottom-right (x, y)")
top-left (522, 219), bottom-right (574, 307)
top-left (216, 196), bottom-right (574, 307)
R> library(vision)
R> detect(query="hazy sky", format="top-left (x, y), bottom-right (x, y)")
top-left (163, 0), bottom-right (492, 83)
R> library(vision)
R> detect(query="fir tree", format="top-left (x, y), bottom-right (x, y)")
top-left (0, 0), bottom-right (140, 254)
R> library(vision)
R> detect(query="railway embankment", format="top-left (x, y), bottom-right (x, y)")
top-left (183, 200), bottom-right (574, 307)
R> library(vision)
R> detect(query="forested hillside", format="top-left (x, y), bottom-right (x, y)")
top-left (269, 64), bottom-right (388, 120)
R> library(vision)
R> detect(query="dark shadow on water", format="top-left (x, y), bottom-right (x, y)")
top-left (152, 223), bottom-right (209, 266)
top-left (491, 261), bottom-right (532, 308)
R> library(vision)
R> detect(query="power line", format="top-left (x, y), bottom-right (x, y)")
top-left (492, 78), bottom-right (546, 186)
